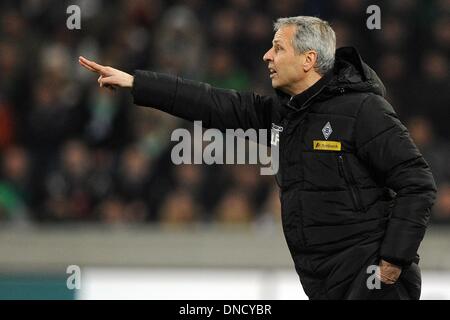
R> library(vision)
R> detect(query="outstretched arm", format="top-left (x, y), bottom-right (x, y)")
top-left (79, 57), bottom-right (274, 134)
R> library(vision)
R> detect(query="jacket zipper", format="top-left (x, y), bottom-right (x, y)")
top-left (338, 155), bottom-right (364, 212)
top-left (283, 87), bottom-right (328, 247)
top-left (277, 116), bottom-right (307, 246)
top-left (298, 118), bottom-right (307, 245)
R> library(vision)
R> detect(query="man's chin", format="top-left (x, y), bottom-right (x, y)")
top-left (271, 79), bottom-right (281, 89)
top-left (271, 82), bottom-right (287, 93)
top-left (271, 82), bottom-right (291, 95)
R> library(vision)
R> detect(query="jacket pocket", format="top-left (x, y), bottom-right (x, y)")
top-left (398, 262), bottom-right (422, 300)
top-left (337, 154), bottom-right (365, 213)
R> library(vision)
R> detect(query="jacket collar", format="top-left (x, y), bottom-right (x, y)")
top-left (288, 70), bottom-right (334, 111)
top-left (275, 70), bottom-right (334, 115)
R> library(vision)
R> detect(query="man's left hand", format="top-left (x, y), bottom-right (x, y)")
top-left (378, 259), bottom-right (402, 284)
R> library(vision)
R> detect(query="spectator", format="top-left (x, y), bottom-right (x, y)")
top-left (434, 184), bottom-right (450, 223)
top-left (407, 116), bottom-right (450, 186)
top-left (256, 185), bottom-right (282, 227)
top-left (205, 47), bottom-right (250, 90)
top-left (114, 144), bottom-right (153, 220)
top-left (0, 145), bottom-right (33, 224)
top-left (0, 99), bottom-right (15, 150)
top-left (417, 51), bottom-right (449, 138)
top-left (84, 88), bottom-right (128, 148)
top-left (431, 16), bottom-right (450, 51)
top-left (377, 52), bottom-right (410, 117)
top-left (374, 16), bottom-right (410, 51)
top-left (96, 196), bottom-right (147, 225)
top-left (26, 77), bottom-right (82, 168)
top-left (214, 189), bottom-right (255, 225)
top-left (131, 107), bottom-right (178, 158)
top-left (154, 5), bottom-right (206, 78)
top-left (42, 140), bottom-right (95, 222)
top-left (159, 189), bottom-right (199, 226)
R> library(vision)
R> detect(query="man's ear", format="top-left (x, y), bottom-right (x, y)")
top-left (303, 50), bottom-right (318, 73)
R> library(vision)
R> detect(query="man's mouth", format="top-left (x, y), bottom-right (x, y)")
top-left (269, 67), bottom-right (277, 78)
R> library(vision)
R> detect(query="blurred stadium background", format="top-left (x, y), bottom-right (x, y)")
top-left (0, 0), bottom-right (449, 299)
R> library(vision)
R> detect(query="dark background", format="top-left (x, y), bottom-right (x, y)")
top-left (0, 0), bottom-right (449, 226)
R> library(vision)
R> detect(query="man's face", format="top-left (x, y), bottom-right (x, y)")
top-left (263, 25), bottom-right (306, 95)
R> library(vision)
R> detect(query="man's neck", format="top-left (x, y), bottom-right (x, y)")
top-left (288, 72), bottom-right (323, 96)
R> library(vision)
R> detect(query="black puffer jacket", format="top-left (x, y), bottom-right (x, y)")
top-left (131, 47), bottom-right (437, 299)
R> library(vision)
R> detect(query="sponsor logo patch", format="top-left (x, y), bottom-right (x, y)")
top-left (322, 121), bottom-right (333, 140)
top-left (313, 140), bottom-right (341, 151)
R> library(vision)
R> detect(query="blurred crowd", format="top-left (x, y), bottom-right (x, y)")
top-left (0, 0), bottom-right (449, 226)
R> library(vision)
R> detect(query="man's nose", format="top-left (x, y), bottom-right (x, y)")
top-left (263, 48), bottom-right (273, 62)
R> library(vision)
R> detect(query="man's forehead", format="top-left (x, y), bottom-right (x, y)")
top-left (272, 25), bottom-right (295, 44)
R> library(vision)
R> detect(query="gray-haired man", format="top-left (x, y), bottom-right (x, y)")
top-left (79, 16), bottom-right (436, 300)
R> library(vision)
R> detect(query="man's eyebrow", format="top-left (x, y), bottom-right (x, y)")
top-left (272, 40), bottom-right (283, 46)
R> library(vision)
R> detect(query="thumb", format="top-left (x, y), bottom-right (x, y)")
top-left (99, 76), bottom-right (117, 90)
top-left (100, 75), bottom-right (120, 86)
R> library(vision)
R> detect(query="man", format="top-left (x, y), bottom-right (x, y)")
top-left (79, 16), bottom-right (437, 299)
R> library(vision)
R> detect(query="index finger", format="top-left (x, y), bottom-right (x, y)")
top-left (79, 59), bottom-right (98, 73)
top-left (79, 56), bottom-right (105, 73)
